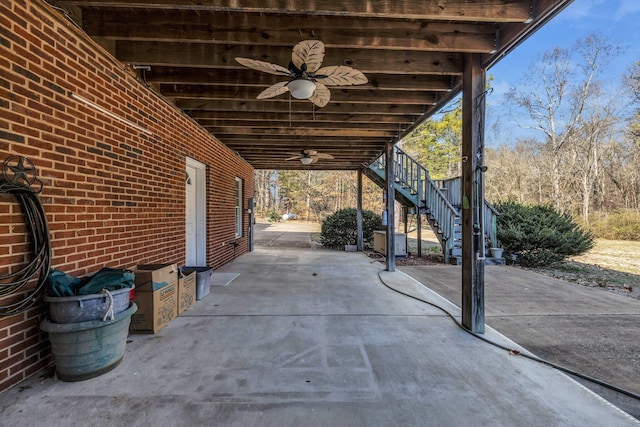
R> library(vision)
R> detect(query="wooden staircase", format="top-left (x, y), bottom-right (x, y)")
top-left (365, 146), bottom-right (501, 264)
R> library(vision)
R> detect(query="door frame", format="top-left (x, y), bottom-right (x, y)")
top-left (186, 157), bottom-right (207, 266)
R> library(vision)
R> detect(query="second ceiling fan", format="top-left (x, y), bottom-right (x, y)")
top-left (286, 149), bottom-right (334, 165)
top-left (235, 40), bottom-right (368, 108)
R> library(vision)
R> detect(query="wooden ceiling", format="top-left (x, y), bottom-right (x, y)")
top-left (50, 0), bottom-right (572, 170)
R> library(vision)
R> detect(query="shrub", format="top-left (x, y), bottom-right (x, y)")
top-left (588, 210), bottom-right (640, 241)
top-left (320, 208), bottom-right (382, 249)
top-left (266, 211), bottom-right (281, 222)
top-left (495, 201), bottom-right (595, 268)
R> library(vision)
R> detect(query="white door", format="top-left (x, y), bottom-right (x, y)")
top-left (185, 158), bottom-right (206, 266)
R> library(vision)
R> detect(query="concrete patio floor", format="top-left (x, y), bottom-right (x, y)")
top-left (399, 263), bottom-right (640, 420)
top-left (0, 222), bottom-right (638, 426)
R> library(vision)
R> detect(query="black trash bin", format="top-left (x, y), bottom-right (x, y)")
top-left (180, 266), bottom-right (214, 300)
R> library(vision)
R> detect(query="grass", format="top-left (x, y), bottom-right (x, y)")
top-left (571, 239), bottom-right (640, 275)
top-left (529, 239), bottom-right (640, 298)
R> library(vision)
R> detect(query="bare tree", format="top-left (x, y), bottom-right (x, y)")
top-left (506, 34), bottom-right (624, 217)
top-left (486, 140), bottom-right (547, 204)
top-left (628, 61), bottom-right (640, 146)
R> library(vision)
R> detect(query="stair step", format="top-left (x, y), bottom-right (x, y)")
top-left (369, 152), bottom-right (497, 268)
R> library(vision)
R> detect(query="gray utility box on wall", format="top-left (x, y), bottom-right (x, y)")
top-left (180, 266), bottom-right (214, 300)
top-left (373, 231), bottom-right (407, 257)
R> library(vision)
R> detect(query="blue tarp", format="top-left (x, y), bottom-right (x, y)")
top-left (47, 267), bottom-right (134, 297)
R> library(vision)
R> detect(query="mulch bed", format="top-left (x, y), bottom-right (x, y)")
top-left (366, 252), bottom-right (445, 266)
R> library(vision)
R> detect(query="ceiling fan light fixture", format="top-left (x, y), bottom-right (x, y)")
top-left (299, 156), bottom-right (313, 165)
top-left (288, 79), bottom-right (316, 99)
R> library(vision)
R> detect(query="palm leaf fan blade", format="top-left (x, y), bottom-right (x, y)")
top-left (257, 81), bottom-right (289, 99)
top-left (308, 82), bottom-right (330, 108)
top-left (315, 65), bottom-right (368, 86)
top-left (292, 40), bottom-right (325, 72)
top-left (316, 153), bottom-right (334, 159)
top-left (235, 57), bottom-right (291, 76)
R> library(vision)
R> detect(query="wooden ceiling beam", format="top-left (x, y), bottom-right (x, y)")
top-left (189, 111), bottom-right (417, 124)
top-left (244, 159), bottom-right (376, 167)
top-left (176, 99), bottom-right (429, 116)
top-left (212, 127), bottom-right (395, 137)
top-left (244, 150), bottom-right (380, 156)
top-left (146, 68), bottom-right (460, 92)
top-left (235, 147), bottom-right (384, 153)
top-left (219, 137), bottom-right (389, 145)
top-left (163, 85), bottom-right (437, 105)
top-left (81, 10), bottom-right (497, 53)
top-left (251, 164), bottom-right (366, 171)
top-left (200, 121), bottom-right (400, 130)
top-left (115, 42), bottom-right (464, 75)
top-left (54, 1), bottom-right (531, 22)
top-left (239, 155), bottom-right (383, 162)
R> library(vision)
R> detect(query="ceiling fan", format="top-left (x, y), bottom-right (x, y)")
top-left (285, 149), bottom-right (334, 165)
top-left (235, 40), bottom-right (368, 108)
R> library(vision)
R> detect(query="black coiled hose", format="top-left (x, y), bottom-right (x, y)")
top-left (0, 156), bottom-right (51, 316)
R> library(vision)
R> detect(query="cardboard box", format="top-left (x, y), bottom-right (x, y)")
top-left (178, 270), bottom-right (196, 314)
top-left (130, 264), bottom-right (178, 334)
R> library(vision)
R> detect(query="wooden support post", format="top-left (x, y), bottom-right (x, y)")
top-left (357, 169), bottom-right (364, 251)
top-left (461, 54), bottom-right (486, 334)
top-left (417, 211), bottom-right (422, 257)
top-left (385, 141), bottom-right (396, 272)
top-left (403, 208), bottom-right (408, 234)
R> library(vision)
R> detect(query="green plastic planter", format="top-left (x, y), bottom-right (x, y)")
top-left (40, 303), bottom-right (137, 381)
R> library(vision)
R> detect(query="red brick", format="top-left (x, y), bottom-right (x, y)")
top-left (9, 354), bottom-right (38, 376)
top-left (9, 333), bottom-right (39, 356)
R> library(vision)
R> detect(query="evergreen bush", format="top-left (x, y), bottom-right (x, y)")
top-left (266, 211), bottom-right (281, 222)
top-left (495, 201), bottom-right (595, 267)
top-left (320, 208), bottom-right (382, 249)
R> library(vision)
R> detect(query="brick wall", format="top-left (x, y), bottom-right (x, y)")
top-left (0, 0), bottom-right (254, 392)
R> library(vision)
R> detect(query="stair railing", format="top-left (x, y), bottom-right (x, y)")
top-left (435, 176), bottom-right (500, 255)
top-left (372, 147), bottom-right (460, 262)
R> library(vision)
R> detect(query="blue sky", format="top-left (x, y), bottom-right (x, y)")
top-left (486, 0), bottom-right (640, 143)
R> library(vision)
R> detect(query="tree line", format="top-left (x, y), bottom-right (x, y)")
top-left (254, 169), bottom-right (383, 222)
